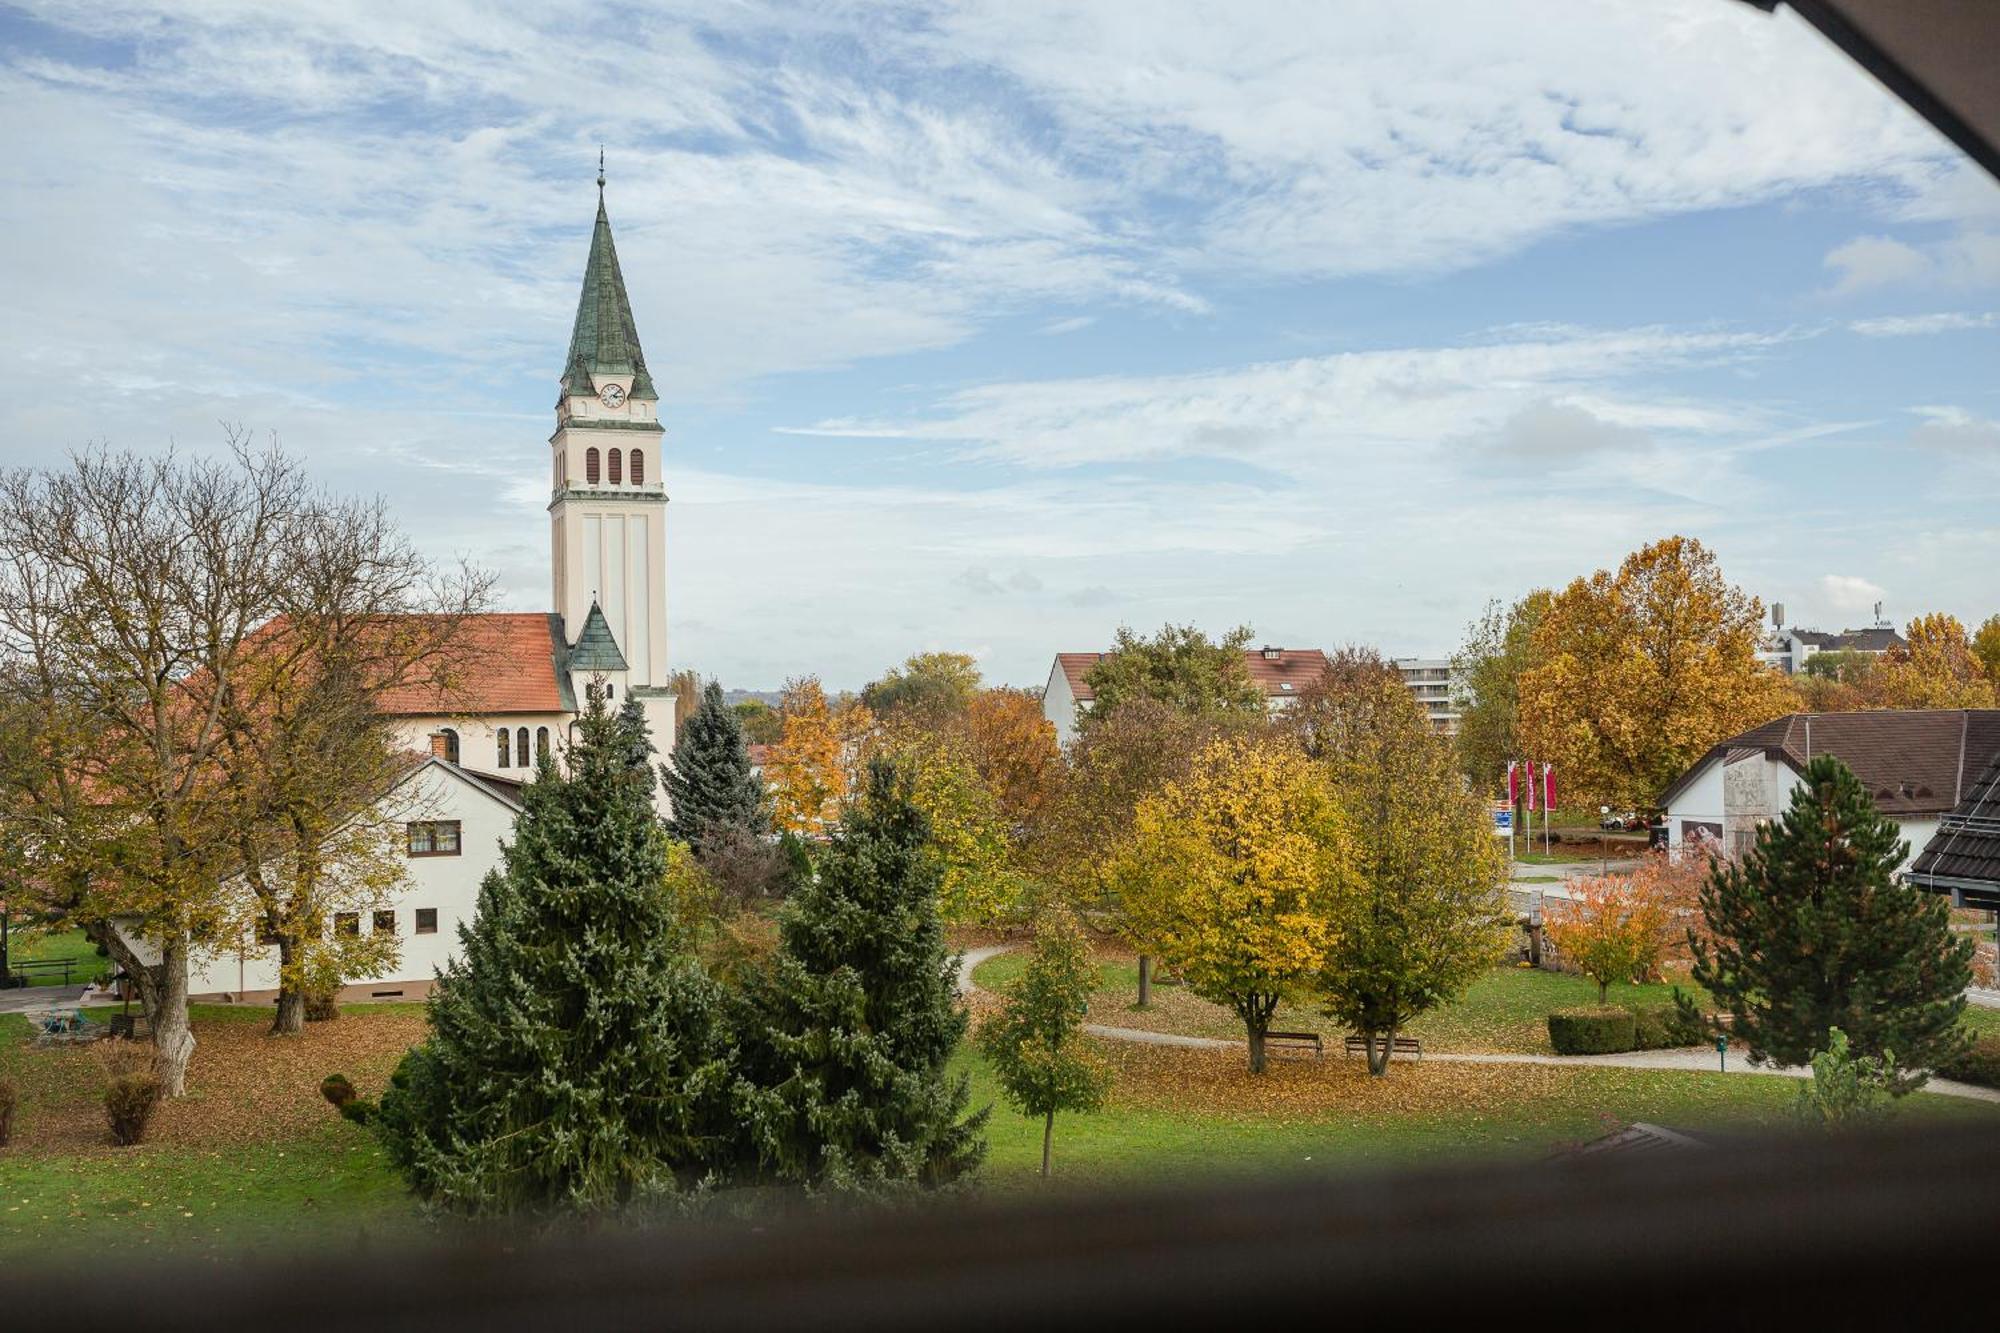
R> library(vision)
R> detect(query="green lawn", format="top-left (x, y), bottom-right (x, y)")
top-left (6, 983), bottom-right (1997, 1257)
top-left (5, 928), bottom-right (111, 987)
top-left (973, 953), bottom-right (1711, 1054)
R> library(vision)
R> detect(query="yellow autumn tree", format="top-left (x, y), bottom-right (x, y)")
top-left (1108, 735), bottom-right (1357, 1072)
top-left (1867, 613), bottom-right (1997, 709)
top-left (1516, 535), bottom-right (1797, 810)
top-left (766, 676), bottom-right (868, 835)
top-left (868, 719), bottom-right (1027, 926)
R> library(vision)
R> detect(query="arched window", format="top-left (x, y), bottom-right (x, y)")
top-left (608, 449), bottom-right (622, 485)
top-left (440, 728), bottom-right (459, 765)
top-left (630, 450), bottom-right (644, 486)
top-left (517, 727), bottom-right (530, 768)
top-left (536, 726), bottom-right (550, 760)
top-left (496, 728), bottom-right (511, 768)
top-left (586, 447), bottom-right (600, 484)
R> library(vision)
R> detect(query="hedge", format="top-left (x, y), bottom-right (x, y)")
top-left (1548, 1007), bottom-right (1637, 1055)
top-left (1937, 1035), bottom-right (2000, 1089)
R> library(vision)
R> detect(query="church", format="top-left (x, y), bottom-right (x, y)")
top-left (179, 174), bottom-right (678, 1004)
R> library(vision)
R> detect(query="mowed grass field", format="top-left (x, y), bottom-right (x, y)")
top-left (5, 971), bottom-right (1997, 1259)
top-left (4, 928), bottom-right (112, 987)
top-left (971, 948), bottom-right (1712, 1054)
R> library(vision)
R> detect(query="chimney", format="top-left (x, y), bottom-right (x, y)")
top-left (428, 732), bottom-right (450, 759)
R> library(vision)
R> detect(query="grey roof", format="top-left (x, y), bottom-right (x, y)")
top-left (1909, 750), bottom-right (2000, 900)
top-left (566, 601), bottom-right (628, 673)
top-left (1659, 709), bottom-right (2000, 816)
top-left (1561, 1122), bottom-right (1709, 1158)
top-left (561, 192), bottom-right (657, 403)
top-left (1792, 627), bottom-right (1905, 652)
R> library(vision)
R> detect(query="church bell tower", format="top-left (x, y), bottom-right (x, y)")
top-left (548, 163), bottom-right (671, 711)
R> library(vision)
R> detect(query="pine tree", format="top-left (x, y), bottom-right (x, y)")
top-left (662, 681), bottom-right (767, 855)
top-left (374, 684), bottom-right (736, 1215)
top-left (615, 690), bottom-right (659, 785)
top-left (977, 903), bottom-right (1109, 1177)
top-left (734, 757), bottom-right (988, 1192)
top-left (1693, 754), bottom-right (1972, 1091)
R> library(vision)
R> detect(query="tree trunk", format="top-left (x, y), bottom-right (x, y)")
top-left (1246, 1020), bottom-right (1268, 1074)
top-left (90, 920), bottom-right (196, 1096)
top-left (1137, 954), bottom-right (1152, 1009)
top-left (1041, 1111), bottom-right (1054, 1178)
top-left (152, 938), bottom-right (195, 1097)
top-left (271, 936), bottom-right (304, 1035)
top-left (1367, 1025), bottom-right (1394, 1078)
top-left (1598, 979), bottom-right (1609, 1004)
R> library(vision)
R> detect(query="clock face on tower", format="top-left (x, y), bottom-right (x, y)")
top-left (599, 383), bottom-right (626, 409)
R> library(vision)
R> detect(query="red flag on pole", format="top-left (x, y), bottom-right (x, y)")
top-left (1544, 764), bottom-right (1556, 812)
top-left (1507, 761), bottom-right (1518, 805)
top-left (1525, 761), bottom-right (1536, 812)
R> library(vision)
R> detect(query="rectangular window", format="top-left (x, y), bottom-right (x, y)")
top-left (373, 910), bottom-right (396, 936)
top-left (415, 908), bottom-right (438, 936)
top-left (334, 912), bottom-right (359, 937)
top-left (406, 820), bottom-right (462, 857)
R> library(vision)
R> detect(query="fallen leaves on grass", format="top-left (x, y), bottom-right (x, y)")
top-left (1093, 1039), bottom-right (1582, 1121)
top-left (0, 1008), bottom-right (425, 1155)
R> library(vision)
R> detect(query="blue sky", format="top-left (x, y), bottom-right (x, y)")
top-left (1, 1), bottom-right (1995, 689)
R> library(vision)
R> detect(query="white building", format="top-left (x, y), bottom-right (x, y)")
top-left (163, 174), bottom-right (682, 1004)
top-left (1393, 657), bottom-right (1461, 734)
top-left (1041, 646), bottom-right (1328, 749)
top-left (1658, 709), bottom-right (2000, 872)
top-left (1755, 626), bottom-right (1904, 676)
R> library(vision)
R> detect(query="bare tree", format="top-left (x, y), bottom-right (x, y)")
top-left (0, 435), bottom-right (490, 1086)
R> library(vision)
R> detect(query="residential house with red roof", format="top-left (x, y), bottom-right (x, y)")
top-left (1041, 646), bottom-right (1329, 748)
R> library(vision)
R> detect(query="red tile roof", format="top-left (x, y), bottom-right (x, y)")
top-left (1056, 648), bottom-right (1329, 703)
top-left (374, 613), bottom-right (571, 717)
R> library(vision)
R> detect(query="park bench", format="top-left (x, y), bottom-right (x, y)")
top-left (6, 957), bottom-right (78, 987)
top-left (1264, 1030), bottom-right (1324, 1059)
top-left (1342, 1034), bottom-right (1423, 1062)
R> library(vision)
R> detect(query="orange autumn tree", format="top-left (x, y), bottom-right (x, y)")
top-left (1517, 535), bottom-right (1797, 811)
top-left (1544, 851), bottom-right (1713, 1002)
top-left (766, 676), bottom-right (870, 835)
top-left (965, 686), bottom-right (1060, 828)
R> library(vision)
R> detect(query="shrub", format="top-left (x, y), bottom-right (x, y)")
top-left (1631, 996), bottom-right (1708, 1050)
top-left (338, 1098), bottom-right (377, 1126)
top-left (1796, 1027), bottom-right (1895, 1132)
top-left (1937, 1034), bottom-right (2000, 1089)
top-left (0, 1078), bottom-right (16, 1148)
top-left (104, 1072), bottom-right (162, 1146)
top-left (320, 1073), bottom-right (357, 1109)
top-left (1547, 1006), bottom-right (1637, 1055)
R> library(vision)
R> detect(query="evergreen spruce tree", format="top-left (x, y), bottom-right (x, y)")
top-left (375, 684), bottom-right (736, 1215)
top-left (735, 757), bottom-right (988, 1192)
top-left (1693, 754), bottom-right (1972, 1091)
top-left (616, 690), bottom-right (660, 787)
top-left (662, 681), bottom-right (767, 855)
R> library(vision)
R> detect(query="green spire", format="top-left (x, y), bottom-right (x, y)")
top-left (561, 171), bottom-right (658, 403)
top-left (567, 600), bottom-right (629, 673)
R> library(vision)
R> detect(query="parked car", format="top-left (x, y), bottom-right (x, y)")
top-left (1599, 810), bottom-right (1640, 831)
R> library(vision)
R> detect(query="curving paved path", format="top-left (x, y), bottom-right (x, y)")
top-left (958, 942), bottom-right (2000, 1106)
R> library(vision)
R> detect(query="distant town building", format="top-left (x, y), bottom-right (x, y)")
top-left (1755, 626), bottom-right (1905, 676)
top-left (1040, 646), bottom-right (1328, 749)
top-left (1393, 657), bottom-right (1462, 735)
top-left (1659, 709), bottom-right (2000, 871)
